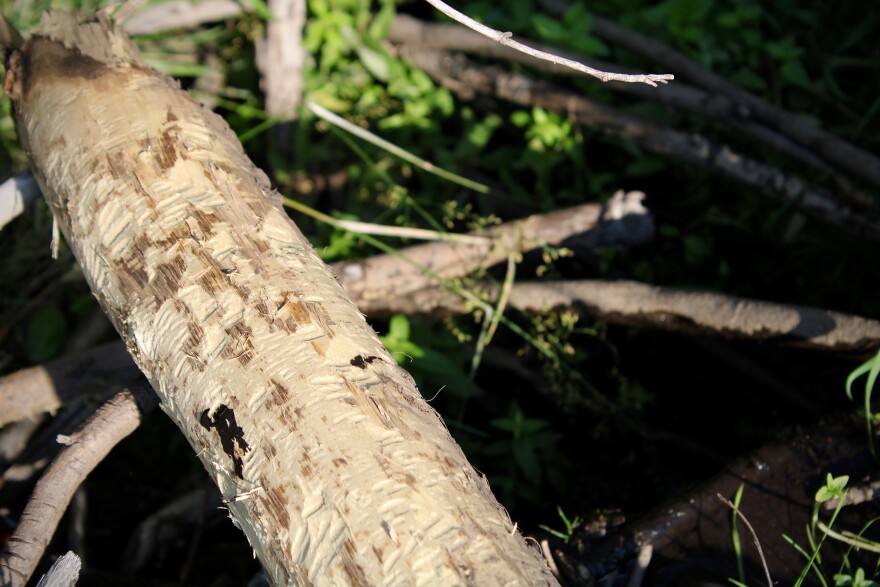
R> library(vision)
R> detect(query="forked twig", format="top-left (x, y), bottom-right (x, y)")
top-left (422, 0), bottom-right (674, 86)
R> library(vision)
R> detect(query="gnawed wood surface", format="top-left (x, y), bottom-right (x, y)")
top-left (2, 11), bottom-right (555, 586)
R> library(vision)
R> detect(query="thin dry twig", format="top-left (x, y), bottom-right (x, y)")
top-left (0, 383), bottom-right (156, 587)
top-left (717, 493), bottom-right (773, 587)
top-left (422, 0), bottom-right (673, 86)
top-left (283, 195), bottom-right (491, 246)
top-left (539, 539), bottom-right (560, 579)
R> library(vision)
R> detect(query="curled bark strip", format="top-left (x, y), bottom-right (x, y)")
top-left (334, 190), bottom-right (654, 305)
top-left (35, 551), bottom-right (81, 587)
top-left (357, 280), bottom-right (880, 354)
top-left (401, 49), bottom-right (880, 243)
top-left (0, 384), bottom-right (155, 587)
top-left (5, 12), bottom-right (555, 585)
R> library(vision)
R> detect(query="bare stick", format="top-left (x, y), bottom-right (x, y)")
top-left (717, 493), bottom-right (773, 587)
top-left (421, 0), bottom-right (673, 86)
top-left (283, 195), bottom-right (490, 246)
top-left (0, 383), bottom-right (156, 587)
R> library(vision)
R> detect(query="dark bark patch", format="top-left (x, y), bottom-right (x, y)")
top-left (257, 478), bottom-right (290, 529)
top-left (18, 36), bottom-right (108, 102)
top-left (350, 355), bottom-right (380, 369)
top-left (267, 379), bottom-right (296, 426)
top-left (116, 236), bottom-right (150, 290)
top-left (341, 538), bottom-right (368, 586)
top-left (153, 256), bottom-right (186, 297)
top-left (222, 322), bottom-right (254, 365)
top-left (252, 237), bottom-right (270, 253)
top-left (300, 449), bottom-right (314, 479)
top-left (269, 378), bottom-right (290, 404)
top-left (188, 207), bottom-right (217, 241)
top-left (153, 126), bottom-right (178, 171)
top-left (199, 404), bottom-right (250, 478)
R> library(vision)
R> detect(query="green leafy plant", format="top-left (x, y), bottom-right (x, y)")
top-left (846, 349), bottom-right (880, 456)
top-left (783, 474), bottom-right (879, 587)
top-left (380, 315), bottom-right (482, 401)
top-left (481, 403), bottom-right (561, 504)
top-left (539, 505), bottom-right (583, 544)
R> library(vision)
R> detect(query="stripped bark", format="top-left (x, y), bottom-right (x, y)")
top-left (2, 11), bottom-right (555, 586)
top-left (400, 49), bottom-right (880, 243)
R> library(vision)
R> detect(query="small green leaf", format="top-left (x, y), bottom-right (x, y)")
top-left (355, 43), bottom-right (390, 82)
top-left (815, 474), bottom-right (848, 503)
top-left (367, 0), bottom-right (396, 41)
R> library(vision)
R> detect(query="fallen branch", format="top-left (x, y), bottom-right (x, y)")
top-left (400, 49), bottom-right (880, 243)
top-left (356, 280), bottom-right (880, 354)
top-left (0, 192), bottom-right (652, 427)
top-left (387, 15), bottom-right (874, 209)
top-left (121, 0), bottom-right (241, 35)
top-left (0, 383), bottom-right (156, 586)
top-left (3, 11), bottom-right (555, 585)
top-left (255, 0), bottom-right (306, 155)
top-left (334, 190), bottom-right (654, 305)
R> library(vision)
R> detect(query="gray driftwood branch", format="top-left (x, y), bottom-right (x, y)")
top-left (356, 280), bottom-right (880, 354)
top-left (1, 384), bottom-right (156, 586)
